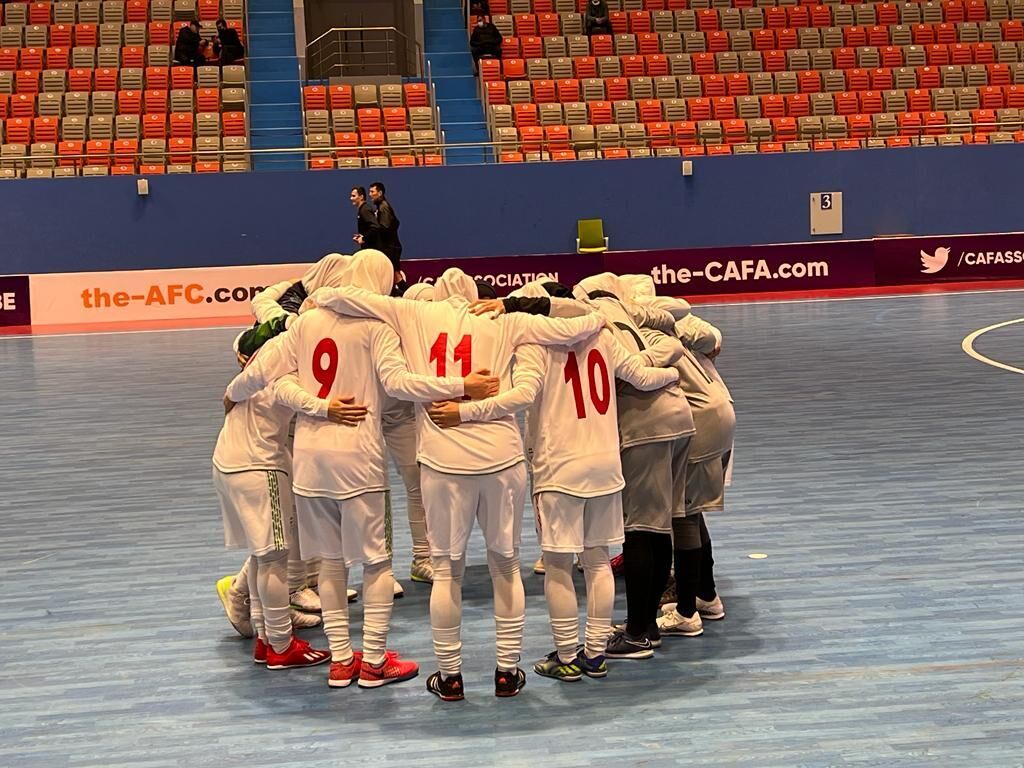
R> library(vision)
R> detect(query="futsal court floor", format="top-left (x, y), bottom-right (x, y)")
top-left (1, 288), bottom-right (1022, 768)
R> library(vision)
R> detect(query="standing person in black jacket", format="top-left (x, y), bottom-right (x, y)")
top-left (351, 186), bottom-right (382, 250)
top-left (369, 182), bottom-right (403, 275)
top-left (214, 18), bottom-right (245, 65)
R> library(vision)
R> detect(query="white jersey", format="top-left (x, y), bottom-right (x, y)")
top-left (311, 286), bottom-right (606, 475)
top-left (212, 386), bottom-right (294, 474)
top-left (459, 329), bottom-right (679, 497)
top-left (225, 307), bottom-right (466, 499)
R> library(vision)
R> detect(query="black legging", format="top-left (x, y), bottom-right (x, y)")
top-left (622, 530), bottom-right (673, 637)
top-left (673, 514), bottom-right (716, 618)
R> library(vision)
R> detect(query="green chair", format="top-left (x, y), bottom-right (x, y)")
top-left (576, 218), bottom-right (609, 254)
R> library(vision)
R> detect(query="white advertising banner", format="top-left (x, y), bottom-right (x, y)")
top-left (29, 263), bottom-right (314, 325)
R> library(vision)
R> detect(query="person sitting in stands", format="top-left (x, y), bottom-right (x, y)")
top-left (585, 0), bottom-right (612, 36)
top-left (174, 20), bottom-right (204, 66)
top-left (470, 15), bottom-right (502, 73)
top-left (215, 18), bottom-right (246, 65)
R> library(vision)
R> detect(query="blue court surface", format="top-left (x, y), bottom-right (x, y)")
top-left (1, 289), bottom-right (1023, 768)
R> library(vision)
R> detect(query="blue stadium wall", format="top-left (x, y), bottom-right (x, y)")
top-left (1, 145), bottom-right (1019, 274)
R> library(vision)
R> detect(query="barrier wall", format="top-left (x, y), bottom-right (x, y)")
top-left (4, 144), bottom-right (1024, 273)
top-left (5, 232), bottom-right (1024, 329)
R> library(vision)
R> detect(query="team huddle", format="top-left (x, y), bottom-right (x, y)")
top-left (212, 248), bottom-right (736, 701)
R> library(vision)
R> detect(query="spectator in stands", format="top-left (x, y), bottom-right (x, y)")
top-left (470, 0), bottom-right (490, 16)
top-left (469, 15), bottom-right (502, 73)
top-left (369, 182), bottom-right (403, 274)
top-left (585, 0), bottom-right (612, 36)
top-left (174, 20), bottom-right (205, 66)
top-left (215, 18), bottom-right (246, 65)
top-left (351, 186), bottom-right (381, 249)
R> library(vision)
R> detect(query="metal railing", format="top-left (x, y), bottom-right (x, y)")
top-left (305, 26), bottom-right (423, 81)
top-left (0, 122), bottom-right (1018, 178)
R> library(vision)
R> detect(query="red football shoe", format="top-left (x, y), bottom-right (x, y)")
top-left (610, 552), bottom-right (625, 576)
top-left (358, 650), bottom-right (419, 688)
top-left (253, 638), bottom-right (269, 665)
top-left (328, 651), bottom-right (364, 688)
top-left (266, 636), bottom-right (330, 670)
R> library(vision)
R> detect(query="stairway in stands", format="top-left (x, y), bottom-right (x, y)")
top-left (246, 0), bottom-right (305, 170)
top-left (423, 0), bottom-right (489, 164)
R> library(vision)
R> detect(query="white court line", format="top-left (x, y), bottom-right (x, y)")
top-left (700, 286), bottom-right (1024, 308)
top-left (0, 324), bottom-right (250, 341)
top-left (5, 286), bottom-right (1024, 339)
top-left (961, 318), bottom-right (1024, 376)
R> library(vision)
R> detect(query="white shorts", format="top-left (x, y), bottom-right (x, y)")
top-left (421, 462), bottom-right (527, 560)
top-left (295, 491), bottom-right (389, 568)
top-left (534, 491), bottom-right (625, 554)
top-left (214, 468), bottom-right (293, 557)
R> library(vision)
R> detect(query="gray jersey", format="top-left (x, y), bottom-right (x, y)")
top-left (667, 341), bottom-right (735, 462)
top-left (589, 296), bottom-right (695, 450)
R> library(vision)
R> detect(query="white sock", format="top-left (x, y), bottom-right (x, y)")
top-left (233, 557), bottom-right (251, 597)
top-left (246, 555), bottom-right (264, 642)
top-left (581, 546), bottom-right (614, 659)
top-left (487, 550), bottom-right (525, 672)
top-left (361, 560), bottom-right (395, 666)
top-left (319, 558), bottom-right (353, 663)
top-left (397, 461), bottom-right (429, 560)
top-left (283, 511), bottom-right (307, 593)
top-left (305, 557), bottom-right (321, 589)
top-left (542, 551), bottom-right (580, 664)
top-left (257, 551), bottom-right (291, 653)
top-left (430, 556), bottom-right (466, 678)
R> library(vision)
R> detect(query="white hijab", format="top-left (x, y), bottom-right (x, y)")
top-left (434, 268), bottom-right (479, 303)
top-left (403, 283), bottom-right (435, 301)
top-left (339, 249), bottom-right (394, 296)
top-left (573, 272), bottom-right (624, 301)
top-left (302, 253), bottom-right (351, 292)
top-left (510, 279), bottom-right (550, 299)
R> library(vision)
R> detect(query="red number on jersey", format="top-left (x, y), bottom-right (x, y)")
top-left (312, 338), bottom-right (339, 398)
top-left (563, 349), bottom-right (612, 419)
top-left (429, 333), bottom-right (473, 377)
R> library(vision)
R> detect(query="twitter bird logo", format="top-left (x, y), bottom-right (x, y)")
top-left (920, 247), bottom-right (950, 274)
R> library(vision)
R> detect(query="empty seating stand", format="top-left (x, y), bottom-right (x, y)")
top-left (0, 0), bottom-right (250, 177)
top-left (301, 81), bottom-right (445, 169)
top-left (469, 0), bottom-right (1024, 160)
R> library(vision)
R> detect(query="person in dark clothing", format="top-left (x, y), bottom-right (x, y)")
top-left (469, 15), bottom-right (502, 72)
top-left (214, 18), bottom-right (245, 65)
top-left (469, 0), bottom-right (490, 15)
top-left (585, 0), bottom-right (612, 36)
top-left (368, 182), bottom-right (402, 271)
top-left (352, 185), bottom-right (383, 250)
top-left (174, 21), bottom-right (204, 66)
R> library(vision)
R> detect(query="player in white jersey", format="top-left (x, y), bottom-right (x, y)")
top-left (226, 251), bottom-right (498, 689)
top-left (434, 280), bottom-right (679, 681)
top-left (213, 368), bottom-right (332, 670)
top-left (308, 265), bottom-right (606, 701)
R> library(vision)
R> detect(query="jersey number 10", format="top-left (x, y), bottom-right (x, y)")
top-left (564, 349), bottom-right (611, 420)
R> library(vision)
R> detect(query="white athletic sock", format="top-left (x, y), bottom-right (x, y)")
top-left (319, 558), bottom-right (353, 663)
top-left (542, 551), bottom-right (580, 664)
top-left (233, 557), bottom-right (251, 597)
top-left (397, 461), bottom-right (429, 560)
top-left (361, 560), bottom-right (394, 666)
top-left (305, 557), bottom-right (321, 589)
top-left (281, 511), bottom-right (306, 593)
top-left (257, 551), bottom-right (291, 653)
top-left (487, 550), bottom-right (525, 672)
top-left (430, 556), bottom-right (466, 678)
top-left (246, 555), bottom-right (265, 642)
top-left (581, 546), bottom-right (614, 659)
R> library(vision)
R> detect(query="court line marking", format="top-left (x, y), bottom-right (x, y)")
top-left (4, 286), bottom-right (1024, 340)
top-left (961, 317), bottom-right (1024, 376)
